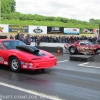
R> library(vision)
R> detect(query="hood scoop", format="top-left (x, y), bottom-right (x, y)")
top-left (16, 45), bottom-right (39, 54)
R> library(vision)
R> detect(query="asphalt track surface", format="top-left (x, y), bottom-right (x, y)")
top-left (0, 53), bottom-right (100, 100)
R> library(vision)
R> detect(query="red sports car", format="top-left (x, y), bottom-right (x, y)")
top-left (64, 40), bottom-right (100, 55)
top-left (0, 39), bottom-right (57, 72)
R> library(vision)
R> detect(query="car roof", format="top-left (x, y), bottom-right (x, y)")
top-left (74, 40), bottom-right (89, 44)
top-left (79, 40), bottom-right (89, 42)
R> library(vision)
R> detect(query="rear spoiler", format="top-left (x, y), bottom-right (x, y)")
top-left (16, 45), bottom-right (39, 53)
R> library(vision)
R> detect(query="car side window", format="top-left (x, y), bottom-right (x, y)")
top-left (79, 42), bottom-right (86, 45)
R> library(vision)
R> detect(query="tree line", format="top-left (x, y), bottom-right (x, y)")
top-left (1, 0), bottom-right (100, 28)
top-left (1, 0), bottom-right (16, 13)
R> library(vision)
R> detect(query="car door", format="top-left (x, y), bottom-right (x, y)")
top-left (78, 41), bottom-right (88, 53)
top-left (0, 42), bottom-right (4, 64)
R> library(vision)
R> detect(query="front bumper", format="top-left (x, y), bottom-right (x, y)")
top-left (21, 59), bottom-right (57, 70)
top-left (33, 60), bottom-right (57, 69)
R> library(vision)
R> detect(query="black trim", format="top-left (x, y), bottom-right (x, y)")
top-left (16, 45), bottom-right (39, 53)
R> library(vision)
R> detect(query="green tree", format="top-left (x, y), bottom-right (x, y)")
top-left (1, 0), bottom-right (16, 13)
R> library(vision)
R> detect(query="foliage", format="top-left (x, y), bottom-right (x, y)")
top-left (1, 12), bottom-right (99, 28)
top-left (1, 0), bottom-right (100, 29)
top-left (89, 18), bottom-right (100, 25)
top-left (1, 0), bottom-right (16, 13)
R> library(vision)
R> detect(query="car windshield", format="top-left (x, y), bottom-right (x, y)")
top-left (3, 40), bottom-right (26, 50)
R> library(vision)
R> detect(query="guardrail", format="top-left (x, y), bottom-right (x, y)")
top-left (31, 42), bottom-right (64, 54)
top-left (31, 42), bottom-right (65, 48)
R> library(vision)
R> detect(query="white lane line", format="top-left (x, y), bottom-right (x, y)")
top-left (0, 99), bottom-right (2, 100)
top-left (79, 62), bottom-right (89, 65)
top-left (0, 82), bottom-right (63, 100)
top-left (57, 60), bottom-right (68, 63)
top-left (78, 62), bottom-right (100, 69)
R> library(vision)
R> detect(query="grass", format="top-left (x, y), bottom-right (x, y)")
top-left (1, 19), bottom-right (98, 28)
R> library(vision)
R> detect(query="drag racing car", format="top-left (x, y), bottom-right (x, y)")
top-left (0, 39), bottom-right (57, 72)
top-left (64, 40), bottom-right (100, 55)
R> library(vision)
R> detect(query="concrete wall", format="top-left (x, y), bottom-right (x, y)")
top-left (31, 42), bottom-right (65, 48)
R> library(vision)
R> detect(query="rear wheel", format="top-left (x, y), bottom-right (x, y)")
top-left (9, 57), bottom-right (21, 72)
top-left (69, 46), bottom-right (78, 54)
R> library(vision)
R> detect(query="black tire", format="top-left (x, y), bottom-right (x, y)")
top-left (41, 68), bottom-right (45, 72)
top-left (95, 49), bottom-right (100, 55)
top-left (69, 46), bottom-right (78, 54)
top-left (9, 57), bottom-right (21, 72)
top-left (37, 69), bottom-right (45, 72)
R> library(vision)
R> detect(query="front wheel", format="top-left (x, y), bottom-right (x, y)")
top-left (69, 46), bottom-right (78, 54)
top-left (41, 68), bottom-right (45, 72)
top-left (9, 57), bottom-right (21, 72)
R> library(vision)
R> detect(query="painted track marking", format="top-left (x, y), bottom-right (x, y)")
top-left (0, 82), bottom-right (63, 100)
top-left (57, 60), bottom-right (68, 63)
top-left (78, 62), bottom-right (100, 69)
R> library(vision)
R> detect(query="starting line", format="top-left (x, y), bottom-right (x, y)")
top-left (57, 60), bottom-right (68, 63)
top-left (57, 60), bottom-right (100, 69)
top-left (78, 62), bottom-right (100, 69)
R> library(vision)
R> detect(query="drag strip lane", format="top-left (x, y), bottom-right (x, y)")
top-left (0, 64), bottom-right (100, 100)
top-left (0, 84), bottom-right (48, 100)
top-left (56, 59), bottom-right (100, 74)
top-left (0, 82), bottom-right (60, 100)
top-left (0, 53), bottom-right (100, 100)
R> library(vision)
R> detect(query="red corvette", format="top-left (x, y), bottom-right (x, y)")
top-left (0, 39), bottom-right (57, 72)
top-left (64, 40), bottom-right (100, 55)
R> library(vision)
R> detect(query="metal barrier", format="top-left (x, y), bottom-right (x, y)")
top-left (0, 36), bottom-right (7, 39)
top-left (35, 46), bottom-right (63, 55)
top-left (93, 55), bottom-right (100, 62)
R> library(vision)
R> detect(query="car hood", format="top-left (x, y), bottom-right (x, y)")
top-left (89, 44), bottom-right (100, 48)
top-left (7, 45), bottom-right (56, 61)
top-left (9, 49), bottom-right (56, 61)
